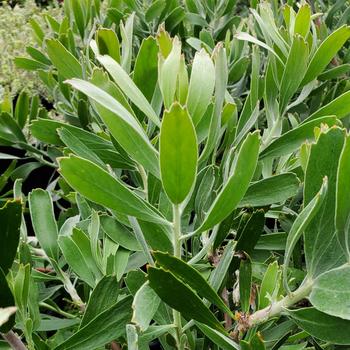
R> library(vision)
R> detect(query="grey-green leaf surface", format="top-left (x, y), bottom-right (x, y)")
top-left (58, 228), bottom-right (102, 287)
top-left (302, 25), bottom-right (350, 85)
top-left (307, 91), bottom-right (350, 121)
top-left (239, 173), bottom-right (300, 207)
top-left (283, 179), bottom-right (327, 291)
top-left (336, 134), bottom-right (350, 256)
top-left (195, 322), bottom-right (240, 350)
top-left (55, 296), bottom-right (132, 350)
top-left (29, 189), bottom-right (58, 261)
top-left (160, 103), bottom-right (198, 204)
top-left (153, 251), bottom-right (234, 317)
top-left (304, 127), bottom-right (346, 277)
top-left (132, 282), bottom-right (161, 331)
top-left (58, 155), bottom-right (166, 224)
top-left (196, 131), bottom-right (260, 233)
top-left (287, 307), bottom-right (350, 345)
top-left (260, 116), bottom-right (338, 160)
top-left (46, 39), bottom-right (82, 79)
top-left (310, 264), bottom-right (350, 320)
top-left (80, 275), bottom-right (119, 327)
top-left (97, 55), bottom-right (160, 126)
top-left (187, 49), bottom-right (215, 126)
top-left (66, 79), bottom-right (159, 177)
top-left (148, 266), bottom-right (226, 333)
top-left (279, 35), bottom-right (309, 113)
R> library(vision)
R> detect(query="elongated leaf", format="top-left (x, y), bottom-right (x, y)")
top-left (46, 39), bottom-right (82, 79)
top-left (67, 79), bottom-right (159, 177)
top-left (259, 261), bottom-right (279, 310)
top-left (294, 4), bottom-right (311, 38)
top-left (96, 28), bottom-right (120, 63)
top-left (196, 131), bottom-right (260, 233)
top-left (260, 116), bottom-right (338, 159)
top-left (31, 119), bottom-right (132, 169)
top-left (29, 189), bottom-right (58, 261)
top-left (279, 35), bottom-right (309, 113)
top-left (58, 155), bottom-right (166, 224)
top-left (195, 322), bottom-right (239, 350)
top-left (159, 37), bottom-right (181, 109)
top-left (58, 228), bottom-right (102, 287)
top-left (0, 269), bottom-right (15, 332)
top-left (287, 307), bottom-right (350, 345)
top-left (187, 49), bottom-right (215, 125)
top-left (148, 267), bottom-right (226, 333)
top-left (310, 264), bottom-right (350, 320)
top-left (80, 275), bottom-right (119, 327)
top-left (307, 91), bottom-right (350, 121)
top-left (283, 179), bottom-right (327, 291)
top-left (336, 134), bottom-right (350, 255)
top-left (133, 37), bottom-right (159, 102)
top-left (97, 55), bottom-right (160, 126)
top-left (100, 216), bottom-right (141, 251)
top-left (239, 255), bottom-right (252, 313)
top-left (0, 200), bottom-right (22, 273)
top-left (132, 282), bottom-right (160, 331)
top-left (302, 25), bottom-right (350, 85)
top-left (239, 173), bottom-right (300, 207)
top-left (160, 103), bottom-right (198, 204)
top-left (304, 127), bottom-right (346, 277)
top-left (153, 252), bottom-right (234, 317)
top-left (55, 296), bottom-right (132, 350)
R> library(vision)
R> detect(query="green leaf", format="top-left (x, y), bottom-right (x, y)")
top-left (302, 25), bottom-right (350, 85)
top-left (159, 37), bottom-right (182, 109)
top-left (55, 296), bottom-right (132, 350)
top-left (96, 28), bottom-right (120, 63)
top-left (294, 4), bottom-right (311, 38)
top-left (132, 282), bottom-right (161, 331)
top-left (58, 155), bottom-right (166, 224)
top-left (307, 91), bottom-right (350, 121)
top-left (287, 307), bottom-right (350, 345)
top-left (283, 179), bottom-right (328, 291)
top-left (0, 269), bottom-right (15, 332)
top-left (133, 37), bottom-right (159, 102)
top-left (15, 91), bottom-right (29, 129)
top-left (260, 116), bottom-right (338, 159)
top-left (196, 131), bottom-right (260, 233)
top-left (0, 200), bottom-right (22, 273)
top-left (96, 55), bottom-right (160, 127)
top-left (239, 173), bottom-right (300, 207)
top-left (29, 190), bottom-right (59, 261)
top-left (58, 228), bottom-right (102, 287)
top-left (310, 264), bottom-right (350, 320)
top-left (46, 39), bottom-right (83, 79)
top-left (153, 251), bottom-right (234, 317)
top-left (259, 261), bottom-right (279, 310)
top-left (160, 103), bottom-right (198, 204)
top-left (239, 255), bottom-right (252, 313)
top-left (187, 49), bottom-right (215, 126)
top-left (195, 322), bottom-right (239, 349)
top-left (304, 127), bottom-right (346, 277)
top-left (279, 35), bottom-right (309, 113)
top-left (66, 79), bottom-right (159, 177)
top-left (80, 275), bottom-right (119, 327)
top-left (336, 134), bottom-right (350, 255)
top-left (100, 215), bottom-right (141, 251)
top-left (148, 266), bottom-right (226, 333)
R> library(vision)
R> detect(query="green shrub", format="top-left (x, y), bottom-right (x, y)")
top-left (1, 1), bottom-right (350, 349)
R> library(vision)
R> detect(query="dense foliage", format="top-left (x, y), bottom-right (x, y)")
top-left (2, 0), bottom-right (350, 349)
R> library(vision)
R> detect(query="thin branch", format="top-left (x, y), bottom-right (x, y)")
top-left (1, 330), bottom-right (27, 350)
